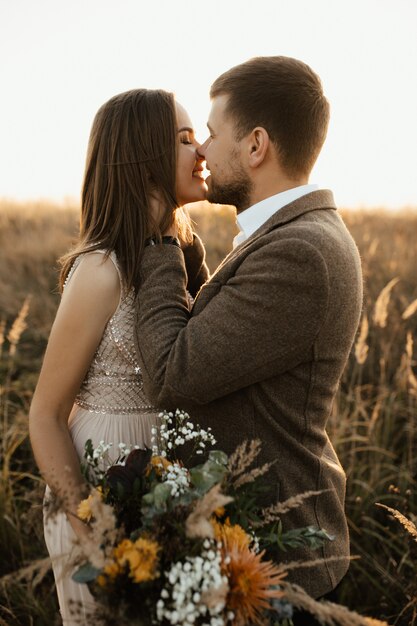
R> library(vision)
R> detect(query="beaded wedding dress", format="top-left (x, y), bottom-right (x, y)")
top-left (44, 250), bottom-right (160, 625)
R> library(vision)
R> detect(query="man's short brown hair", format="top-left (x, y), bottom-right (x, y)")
top-left (210, 56), bottom-right (330, 178)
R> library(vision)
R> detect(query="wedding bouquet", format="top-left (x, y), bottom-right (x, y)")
top-left (68, 410), bottom-right (377, 626)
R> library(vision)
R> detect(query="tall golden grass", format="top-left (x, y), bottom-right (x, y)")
top-left (0, 199), bottom-right (416, 625)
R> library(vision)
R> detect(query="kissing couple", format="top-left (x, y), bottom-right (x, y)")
top-left (29, 56), bottom-right (363, 626)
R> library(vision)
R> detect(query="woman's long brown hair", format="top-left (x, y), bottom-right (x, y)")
top-left (59, 89), bottom-right (191, 292)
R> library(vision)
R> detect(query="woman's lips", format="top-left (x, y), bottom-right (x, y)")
top-left (192, 167), bottom-right (205, 180)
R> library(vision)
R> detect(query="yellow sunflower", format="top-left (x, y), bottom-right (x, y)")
top-left (98, 537), bottom-right (160, 587)
top-left (77, 487), bottom-right (103, 523)
top-left (212, 518), bottom-right (251, 550)
top-left (97, 556), bottom-right (122, 588)
top-left (116, 537), bottom-right (160, 583)
top-left (146, 455), bottom-right (172, 476)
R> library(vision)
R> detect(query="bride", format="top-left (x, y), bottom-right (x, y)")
top-left (29, 88), bottom-right (209, 625)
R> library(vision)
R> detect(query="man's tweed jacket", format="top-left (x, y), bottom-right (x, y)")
top-left (134, 190), bottom-right (363, 599)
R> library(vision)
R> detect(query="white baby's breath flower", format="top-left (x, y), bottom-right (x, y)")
top-left (157, 541), bottom-right (227, 625)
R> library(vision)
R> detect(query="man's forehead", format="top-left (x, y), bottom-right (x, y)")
top-left (208, 94), bottom-right (230, 127)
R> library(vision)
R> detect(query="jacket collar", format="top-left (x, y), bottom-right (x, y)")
top-left (251, 189), bottom-right (336, 233)
top-left (213, 189), bottom-right (337, 275)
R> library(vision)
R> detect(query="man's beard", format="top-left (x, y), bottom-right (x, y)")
top-left (207, 165), bottom-right (253, 213)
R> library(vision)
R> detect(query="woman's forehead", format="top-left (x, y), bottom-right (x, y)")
top-left (175, 101), bottom-right (193, 130)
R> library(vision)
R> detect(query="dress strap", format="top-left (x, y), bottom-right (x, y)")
top-left (106, 251), bottom-right (127, 300)
top-left (63, 250), bottom-right (127, 300)
top-left (63, 255), bottom-right (83, 290)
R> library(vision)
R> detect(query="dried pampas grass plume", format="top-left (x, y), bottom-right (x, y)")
top-left (0, 556), bottom-right (51, 589)
top-left (72, 488), bottom-right (119, 570)
top-left (395, 331), bottom-right (417, 393)
top-left (402, 297), bottom-right (417, 320)
top-left (233, 460), bottom-right (272, 489)
top-left (376, 503), bottom-right (417, 542)
top-left (227, 440), bottom-right (262, 481)
top-left (280, 581), bottom-right (389, 625)
top-left (0, 317), bottom-right (6, 358)
top-left (6, 295), bottom-right (31, 357)
top-left (373, 277), bottom-right (399, 328)
top-left (355, 314), bottom-right (369, 365)
top-left (227, 438), bottom-right (274, 491)
top-left (186, 484), bottom-right (233, 539)
top-left (259, 490), bottom-right (326, 526)
top-left (368, 399), bottom-right (382, 435)
top-left (272, 554), bottom-right (356, 577)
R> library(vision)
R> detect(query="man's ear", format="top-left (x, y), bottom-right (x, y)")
top-left (247, 127), bottom-right (269, 168)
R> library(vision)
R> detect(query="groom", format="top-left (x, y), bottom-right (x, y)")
top-left (134, 57), bottom-right (363, 607)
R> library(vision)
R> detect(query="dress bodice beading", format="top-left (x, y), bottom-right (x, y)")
top-left (65, 251), bottom-right (156, 415)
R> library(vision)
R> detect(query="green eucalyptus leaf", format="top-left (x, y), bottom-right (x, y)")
top-left (189, 459), bottom-right (226, 494)
top-left (189, 467), bottom-right (213, 493)
top-left (152, 482), bottom-right (173, 509)
top-left (72, 562), bottom-right (101, 584)
top-left (278, 526), bottom-right (334, 551)
top-left (194, 455), bottom-right (227, 487)
top-left (208, 450), bottom-right (229, 466)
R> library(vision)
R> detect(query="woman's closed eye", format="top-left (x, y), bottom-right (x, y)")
top-left (178, 126), bottom-right (198, 145)
top-left (180, 131), bottom-right (193, 145)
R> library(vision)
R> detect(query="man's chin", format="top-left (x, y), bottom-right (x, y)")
top-left (205, 176), bottom-right (251, 211)
top-left (207, 188), bottom-right (238, 209)
top-left (206, 179), bottom-right (228, 206)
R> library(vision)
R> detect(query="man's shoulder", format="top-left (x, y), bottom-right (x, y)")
top-left (270, 205), bottom-right (351, 244)
top-left (242, 208), bottom-right (360, 275)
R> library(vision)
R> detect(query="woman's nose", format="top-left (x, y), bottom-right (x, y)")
top-left (197, 137), bottom-right (210, 159)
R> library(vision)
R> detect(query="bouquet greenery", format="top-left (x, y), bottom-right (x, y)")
top-left (69, 410), bottom-right (386, 626)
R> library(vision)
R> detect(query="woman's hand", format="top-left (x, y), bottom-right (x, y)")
top-left (148, 196), bottom-right (192, 247)
top-left (163, 220), bottom-right (179, 239)
top-left (68, 512), bottom-right (92, 540)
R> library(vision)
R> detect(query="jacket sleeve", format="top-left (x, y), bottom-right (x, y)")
top-left (183, 233), bottom-right (210, 297)
top-left (134, 237), bottom-right (329, 407)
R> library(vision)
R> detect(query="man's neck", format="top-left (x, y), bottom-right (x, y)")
top-left (239, 178), bottom-right (309, 214)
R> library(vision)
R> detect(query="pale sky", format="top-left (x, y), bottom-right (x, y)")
top-left (1, 0), bottom-right (416, 209)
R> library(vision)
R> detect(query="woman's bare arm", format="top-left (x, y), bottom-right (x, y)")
top-left (29, 253), bottom-right (120, 537)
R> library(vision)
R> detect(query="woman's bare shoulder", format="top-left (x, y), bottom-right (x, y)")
top-left (62, 251), bottom-right (121, 318)
top-left (69, 252), bottom-right (119, 290)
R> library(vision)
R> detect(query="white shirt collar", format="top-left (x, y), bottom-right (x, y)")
top-left (233, 184), bottom-right (319, 248)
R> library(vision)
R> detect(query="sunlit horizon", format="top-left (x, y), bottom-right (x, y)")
top-left (1, 0), bottom-right (417, 210)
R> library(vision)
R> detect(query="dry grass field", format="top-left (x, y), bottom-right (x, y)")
top-left (0, 199), bottom-right (416, 625)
